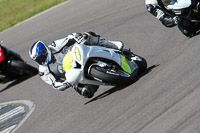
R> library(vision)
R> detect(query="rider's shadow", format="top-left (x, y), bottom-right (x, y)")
top-left (0, 74), bottom-right (37, 93)
top-left (84, 65), bottom-right (159, 105)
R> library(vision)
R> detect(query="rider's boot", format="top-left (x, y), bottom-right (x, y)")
top-left (83, 32), bottom-right (124, 50)
top-left (121, 48), bottom-right (134, 58)
top-left (74, 84), bottom-right (99, 98)
top-left (99, 38), bottom-right (124, 50)
top-left (74, 86), bottom-right (91, 98)
top-left (177, 23), bottom-right (192, 37)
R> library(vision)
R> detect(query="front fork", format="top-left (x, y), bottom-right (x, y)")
top-left (88, 61), bottom-right (108, 75)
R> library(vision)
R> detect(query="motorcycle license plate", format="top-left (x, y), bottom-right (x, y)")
top-left (0, 48), bottom-right (5, 63)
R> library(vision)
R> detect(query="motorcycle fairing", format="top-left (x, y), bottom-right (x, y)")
top-left (85, 46), bottom-right (136, 74)
top-left (75, 47), bottom-right (81, 61)
top-left (62, 49), bottom-right (85, 85)
top-left (167, 1), bottom-right (192, 10)
top-left (80, 45), bottom-right (122, 66)
top-left (0, 47), bottom-right (5, 63)
top-left (63, 52), bottom-right (73, 71)
top-left (63, 43), bottom-right (138, 85)
top-left (120, 55), bottom-right (131, 74)
top-left (73, 44), bottom-right (138, 74)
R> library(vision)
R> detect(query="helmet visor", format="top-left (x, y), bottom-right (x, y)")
top-left (35, 51), bottom-right (48, 65)
top-left (34, 42), bottom-right (48, 65)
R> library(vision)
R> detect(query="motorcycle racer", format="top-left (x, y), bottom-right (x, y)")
top-left (29, 32), bottom-right (124, 98)
top-left (145, 0), bottom-right (196, 37)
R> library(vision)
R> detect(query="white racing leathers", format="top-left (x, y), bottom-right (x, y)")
top-left (145, 0), bottom-right (177, 27)
top-left (145, 0), bottom-right (192, 27)
top-left (38, 32), bottom-right (124, 93)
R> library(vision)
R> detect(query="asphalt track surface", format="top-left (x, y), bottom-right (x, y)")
top-left (0, 0), bottom-right (200, 133)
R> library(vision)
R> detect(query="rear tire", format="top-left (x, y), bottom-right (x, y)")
top-left (10, 60), bottom-right (38, 76)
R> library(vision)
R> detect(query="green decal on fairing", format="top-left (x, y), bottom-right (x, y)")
top-left (120, 54), bottom-right (131, 74)
top-left (63, 52), bottom-right (73, 70)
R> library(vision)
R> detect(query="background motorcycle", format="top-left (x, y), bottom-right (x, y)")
top-left (0, 41), bottom-right (38, 83)
top-left (62, 42), bottom-right (147, 91)
top-left (159, 0), bottom-right (200, 37)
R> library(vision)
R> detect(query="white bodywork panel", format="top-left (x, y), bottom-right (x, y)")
top-left (167, 0), bottom-right (192, 10)
top-left (64, 44), bottom-right (138, 86)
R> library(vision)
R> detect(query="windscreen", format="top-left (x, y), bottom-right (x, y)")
top-left (161, 0), bottom-right (192, 10)
top-left (162, 0), bottom-right (177, 7)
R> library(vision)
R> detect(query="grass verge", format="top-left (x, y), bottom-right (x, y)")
top-left (0, 0), bottom-right (66, 32)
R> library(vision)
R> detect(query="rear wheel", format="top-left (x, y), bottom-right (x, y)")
top-left (90, 65), bottom-right (134, 85)
top-left (10, 60), bottom-right (38, 76)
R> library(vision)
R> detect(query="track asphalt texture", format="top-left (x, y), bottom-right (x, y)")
top-left (0, 0), bottom-right (200, 132)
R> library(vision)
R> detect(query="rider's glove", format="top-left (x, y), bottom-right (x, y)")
top-left (155, 8), bottom-right (165, 20)
top-left (63, 82), bottom-right (71, 88)
top-left (74, 33), bottom-right (86, 44)
top-left (146, 4), bottom-right (156, 13)
top-left (146, 4), bottom-right (165, 20)
top-left (173, 16), bottom-right (179, 24)
top-left (55, 82), bottom-right (71, 91)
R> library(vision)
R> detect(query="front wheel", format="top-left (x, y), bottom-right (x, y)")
top-left (90, 66), bottom-right (134, 85)
top-left (132, 55), bottom-right (147, 74)
top-left (177, 22), bottom-right (200, 37)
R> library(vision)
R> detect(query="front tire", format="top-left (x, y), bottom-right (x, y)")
top-left (132, 55), bottom-right (147, 74)
top-left (90, 66), bottom-right (134, 85)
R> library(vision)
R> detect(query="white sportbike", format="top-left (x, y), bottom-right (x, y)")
top-left (62, 43), bottom-right (147, 89)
